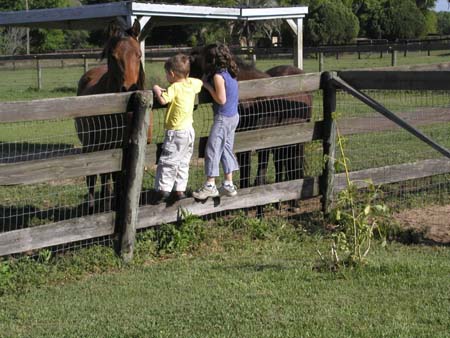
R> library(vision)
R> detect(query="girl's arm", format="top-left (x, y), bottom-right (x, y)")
top-left (203, 74), bottom-right (226, 105)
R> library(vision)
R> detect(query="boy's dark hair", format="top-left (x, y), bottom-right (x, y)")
top-left (164, 54), bottom-right (190, 78)
top-left (203, 43), bottom-right (238, 78)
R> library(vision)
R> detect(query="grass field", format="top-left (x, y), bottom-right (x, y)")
top-left (0, 215), bottom-right (449, 338)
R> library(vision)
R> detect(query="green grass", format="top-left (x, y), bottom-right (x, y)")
top-left (0, 214), bottom-right (449, 338)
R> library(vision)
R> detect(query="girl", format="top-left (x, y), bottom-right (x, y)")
top-left (193, 43), bottom-right (240, 200)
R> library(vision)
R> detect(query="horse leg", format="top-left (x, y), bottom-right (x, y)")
top-left (86, 174), bottom-right (97, 211)
top-left (236, 151), bottom-right (251, 188)
top-left (100, 173), bottom-right (114, 211)
top-left (286, 144), bottom-right (304, 180)
top-left (255, 149), bottom-right (269, 186)
top-left (273, 147), bottom-right (284, 183)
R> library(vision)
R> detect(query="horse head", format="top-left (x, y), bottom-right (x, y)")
top-left (102, 19), bottom-right (145, 92)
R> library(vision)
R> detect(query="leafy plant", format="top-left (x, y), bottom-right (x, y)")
top-left (155, 210), bottom-right (206, 254)
top-left (318, 118), bottom-right (392, 270)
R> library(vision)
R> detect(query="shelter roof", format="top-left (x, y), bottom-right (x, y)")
top-left (0, 1), bottom-right (308, 30)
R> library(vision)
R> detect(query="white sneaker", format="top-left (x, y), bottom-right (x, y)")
top-left (218, 183), bottom-right (238, 197)
top-left (192, 184), bottom-right (219, 200)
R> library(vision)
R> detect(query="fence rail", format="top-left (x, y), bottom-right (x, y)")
top-left (1, 70), bottom-right (450, 258)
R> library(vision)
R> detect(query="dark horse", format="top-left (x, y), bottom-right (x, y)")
top-left (76, 19), bottom-right (146, 209)
top-left (190, 47), bottom-right (312, 188)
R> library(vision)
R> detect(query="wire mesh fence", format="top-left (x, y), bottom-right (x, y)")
top-left (2, 71), bottom-right (450, 257)
top-left (335, 88), bottom-right (450, 209)
top-left (142, 91), bottom-right (318, 203)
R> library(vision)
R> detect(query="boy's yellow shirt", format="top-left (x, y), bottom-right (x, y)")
top-left (161, 77), bottom-right (203, 130)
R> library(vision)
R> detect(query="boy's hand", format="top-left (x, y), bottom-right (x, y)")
top-left (152, 85), bottom-right (166, 96)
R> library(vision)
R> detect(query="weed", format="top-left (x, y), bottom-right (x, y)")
top-left (317, 118), bottom-right (392, 271)
top-left (155, 210), bottom-right (205, 254)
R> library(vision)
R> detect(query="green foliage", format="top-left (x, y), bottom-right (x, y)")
top-left (423, 10), bottom-right (438, 35)
top-left (217, 209), bottom-right (306, 241)
top-left (305, 0), bottom-right (359, 45)
top-left (380, 0), bottom-right (427, 40)
top-left (353, 0), bottom-right (385, 39)
top-left (155, 211), bottom-right (206, 254)
top-left (436, 11), bottom-right (450, 35)
top-left (318, 119), bottom-right (392, 271)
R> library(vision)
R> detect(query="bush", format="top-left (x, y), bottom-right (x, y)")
top-left (155, 212), bottom-right (206, 254)
top-left (305, 0), bottom-right (359, 45)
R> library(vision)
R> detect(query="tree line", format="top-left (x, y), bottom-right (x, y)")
top-left (1, 0), bottom-right (449, 55)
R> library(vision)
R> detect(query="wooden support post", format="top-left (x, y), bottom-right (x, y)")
top-left (319, 71), bottom-right (337, 215)
top-left (61, 59), bottom-right (64, 68)
top-left (319, 52), bottom-right (324, 72)
top-left (83, 55), bottom-right (88, 74)
top-left (36, 57), bottom-right (42, 90)
top-left (117, 91), bottom-right (152, 262)
top-left (391, 49), bottom-right (397, 67)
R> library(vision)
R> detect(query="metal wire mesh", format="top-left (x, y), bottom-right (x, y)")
top-left (142, 91), bottom-right (317, 200)
top-left (335, 89), bottom-right (450, 208)
top-left (0, 114), bottom-right (126, 255)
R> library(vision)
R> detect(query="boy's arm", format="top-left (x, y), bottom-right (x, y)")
top-left (153, 85), bottom-right (168, 105)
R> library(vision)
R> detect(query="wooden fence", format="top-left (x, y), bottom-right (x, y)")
top-left (1, 70), bottom-right (450, 259)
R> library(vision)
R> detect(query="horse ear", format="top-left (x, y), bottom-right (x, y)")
top-left (128, 19), bottom-right (141, 39)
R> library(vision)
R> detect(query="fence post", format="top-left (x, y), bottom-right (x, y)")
top-left (83, 55), bottom-right (88, 73)
top-left (319, 52), bottom-right (324, 72)
top-left (319, 71), bottom-right (337, 215)
top-left (117, 91), bottom-right (152, 262)
top-left (391, 48), bottom-right (397, 67)
top-left (36, 57), bottom-right (42, 90)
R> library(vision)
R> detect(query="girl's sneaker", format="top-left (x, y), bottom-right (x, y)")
top-left (192, 184), bottom-right (219, 200)
top-left (218, 183), bottom-right (237, 197)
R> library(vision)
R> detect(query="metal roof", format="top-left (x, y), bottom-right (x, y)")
top-left (0, 1), bottom-right (308, 30)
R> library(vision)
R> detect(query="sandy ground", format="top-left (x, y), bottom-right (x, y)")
top-left (394, 204), bottom-right (450, 244)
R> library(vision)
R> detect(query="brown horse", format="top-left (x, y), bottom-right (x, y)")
top-left (76, 19), bottom-right (146, 209)
top-left (190, 48), bottom-right (312, 188)
top-left (255, 64), bottom-right (312, 186)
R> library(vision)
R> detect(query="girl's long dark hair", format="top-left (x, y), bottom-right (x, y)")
top-left (203, 43), bottom-right (238, 78)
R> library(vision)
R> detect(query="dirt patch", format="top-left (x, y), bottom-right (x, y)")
top-left (394, 204), bottom-right (450, 244)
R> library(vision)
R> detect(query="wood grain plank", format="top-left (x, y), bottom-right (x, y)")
top-left (137, 177), bottom-right (319, 229)
top-left (0, 92), bottom-right (136, 123)
top-left (0, 213), bottom-right (115, 256)
top-left (338, 71), bottom-right (450, 90)
top-left (335, 158), bottom-right (450, 191)
top-left (0, 149), bottom-right (123, 185)
top-left (238, 73), bottom-right (321, 100)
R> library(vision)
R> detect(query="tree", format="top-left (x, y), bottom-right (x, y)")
top-left (353, 0), bottom-right (385, 39)
top-left (436, 11), bottom-right (450, 35)
top-left (304, 0), bottom-right (359, 45)
top-left (379, 0), bottom-right (427, 40)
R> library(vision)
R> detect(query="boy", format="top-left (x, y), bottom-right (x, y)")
top-left (152, 54), bottom-right (202, 203)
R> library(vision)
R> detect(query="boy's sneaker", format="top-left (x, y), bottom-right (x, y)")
top-left (192, 184), bottom-right (219, 200)
top-left (218, 183), bottom-right (238, 197)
